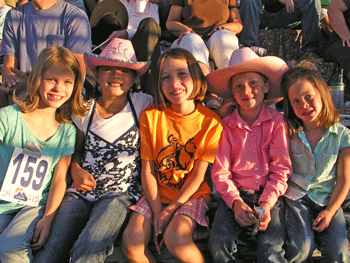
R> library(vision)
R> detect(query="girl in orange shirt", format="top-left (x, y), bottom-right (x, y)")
top-left (121, 48), bottom-right (222, 263)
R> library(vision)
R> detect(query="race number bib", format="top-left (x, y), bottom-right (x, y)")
top-left (0, 147), bottom-right (52, 207)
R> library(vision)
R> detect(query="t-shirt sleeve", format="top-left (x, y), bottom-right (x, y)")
top-left (0, 108), bottom-right (9, 142)
top-left (140, 109), bottom-right (154, 161)
top-left (65, 9), bottom-right (92, 54)
top-left (61, 124), bottom-right (77, 157)
top-left (199, 117), bottom-right (223, 163)
top-left (0, 9), bottom-right (17, 57)
top-left (340, 125), bottom-right (350, 150)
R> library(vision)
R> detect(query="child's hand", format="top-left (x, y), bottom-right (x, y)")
top-left (233, 199), bottom-right (255, 227)
top-left (71, 164), bottom-right (96, 192)
top-left (31, 216), bottom-right (52, 250)
top-left (216, 98), bottom-right (236, 119)
top-left (312, 210), bottom-right (334, 232)
top-left (258, 202), bottom-right (271, 231)
top-left (153, 208), bottom-right (174, 254)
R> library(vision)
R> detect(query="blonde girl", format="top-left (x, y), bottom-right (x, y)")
top-left (282, 61), bottom-right (350, 262)
top-left (0, 46), bottom-right (88, 262)
top-left (121, 48), bottom-right (223, 263)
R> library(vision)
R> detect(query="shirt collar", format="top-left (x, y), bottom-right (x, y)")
top-left (227, 104), bottom-right (273, 129)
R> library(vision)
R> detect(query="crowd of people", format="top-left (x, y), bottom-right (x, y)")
top-left (0, 0), bottom-right (350, 262)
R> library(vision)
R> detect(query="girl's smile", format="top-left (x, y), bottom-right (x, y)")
top-left (161, 57), bottom-right (195, 115)
top-left (97, 66), bottom-right (136, 98)
top-left (39, 63), bottom-right (75, 109)
top-left (288, 80), bottom-right (323, 127)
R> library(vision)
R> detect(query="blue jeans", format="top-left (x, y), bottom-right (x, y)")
top-left (284, 196), bottom-right (349, 262)
top-left (238, 0), bottom-right (321, 54)
top-left (208, 190), bottom-right (287, 263)
top-left (33, 192), bottom-right (134, 263)
top-left (0, 203), bottom-right (46, 263)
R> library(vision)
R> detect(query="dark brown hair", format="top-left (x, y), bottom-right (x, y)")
top-left (281, 60), bottom-right (339, 138)
top-left (154, 48), bottom-right (207, 109)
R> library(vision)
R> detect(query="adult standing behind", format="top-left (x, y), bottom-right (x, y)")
top-left (90, 0), bottom-right (161, 95)
top-left (166, 0), bottom-right (242, 75)
top-left (0, 0), bottom-right (92, 100)
top-left (238, 0), bottom-right (321, 61)
top-left (324, 0), bottom-right (350, 81)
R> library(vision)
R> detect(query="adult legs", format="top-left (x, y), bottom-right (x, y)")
top-left (132, 17), bottom-right (161, 96)
top-left (70, 194), bottom-right (133, 263)
top-left (238, 0), bottom-right (263, 47)
top-left (206, 30), bottom-right (239, 69)
top-left (260, 0), bottom-right (321, 54)
top-left (0, 204), bottom-right (46, 263)
top-left (208, 198), bottom-right (241, 263)
top-left (324, 39), bottom-right (350, 81)
top-left (33, 192), bottom-right (91, 263)
top-left (171, 32), bottom-right (210, 75)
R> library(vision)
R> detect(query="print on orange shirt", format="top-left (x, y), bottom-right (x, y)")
top-left (156, 134), bottom-right (196, 189)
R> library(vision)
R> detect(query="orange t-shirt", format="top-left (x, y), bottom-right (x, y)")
top-left (140, 104), bottom-right (223, 204)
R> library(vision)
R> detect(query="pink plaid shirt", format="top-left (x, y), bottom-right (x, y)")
top-left (212, 105), bottom-right (292, 208)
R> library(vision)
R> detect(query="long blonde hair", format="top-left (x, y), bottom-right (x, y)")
top-left (14, 46), bottom-right (90, 123)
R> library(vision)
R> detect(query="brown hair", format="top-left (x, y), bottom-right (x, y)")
top-left (14, 46), bottom-right (90, 123)
top-left (154, 48), bottom-right (207, 109)
top-left (281, 60), bottom-right (339, 138)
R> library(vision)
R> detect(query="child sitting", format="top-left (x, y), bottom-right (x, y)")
top-left (207, 47), bottom-right (292, 262)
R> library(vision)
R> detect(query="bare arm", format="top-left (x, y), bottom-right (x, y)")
top-left (313, 147), bottom-right (350, 232)
top-left (328, 0), bottom-right (350, 46)
top-left (31, 154), bottom-right (72, 250)
top-left (166, 5), bottom-right (193, 37)
top-left (70, 128), bottom-right (96, 192)
top-left (208, 7), bottom-right (243, 36)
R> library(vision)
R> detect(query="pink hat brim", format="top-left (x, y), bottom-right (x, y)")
top-left (207, 56), bottom-right (288, 104)
top-left (84, 52), bottom-right (150, 77)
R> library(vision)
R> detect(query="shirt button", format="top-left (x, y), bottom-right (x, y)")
top-left (253, 150), bottom-right (256, 153)
top-left (256, 180), bottom-right (259, 184)
top-left (255, 167), bottom-right (258, 171)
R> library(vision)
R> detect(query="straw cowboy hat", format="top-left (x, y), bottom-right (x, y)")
top-left (84, 38), bottom-right (150, 77)
top-left (207, 47), bottom-right (288, 104)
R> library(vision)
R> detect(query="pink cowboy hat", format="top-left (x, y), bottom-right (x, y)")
top-left (84, 38), bottom-right (150, 77)
top-left (207, 47), bottom-right (288, 104)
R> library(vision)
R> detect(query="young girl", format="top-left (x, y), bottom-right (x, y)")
top-left (207, 47), bottom-right (292, 263)
top-left (121, 48), bottom-right (223, 263)
top-left (0, 46), bottom-right (88, 262)
top-left (33, 38), bottom-right (153, 263)
top-left (281, 61), bottom-right (350, 262)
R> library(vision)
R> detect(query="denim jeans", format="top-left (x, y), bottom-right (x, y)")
top-left (238, 0), bottom-right (321, 54)
top-left (208, 189), bottom-right (287, 263)
top-left (0, 203), bottom-right (46, 263)
top-left (33, 192), bottom-right (134, 263)
top-left (284, 195), bottom-right (349, 262)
